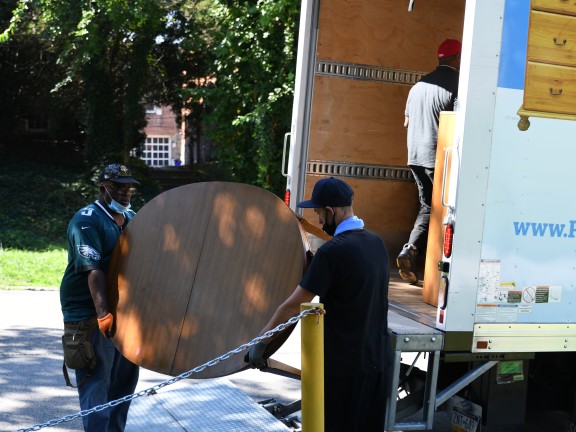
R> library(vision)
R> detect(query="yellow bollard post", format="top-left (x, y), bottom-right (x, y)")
top-left (301, 302), bottom-right (324, 432)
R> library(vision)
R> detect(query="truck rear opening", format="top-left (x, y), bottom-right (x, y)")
top-left (284, 0), bottom-right (576, 428)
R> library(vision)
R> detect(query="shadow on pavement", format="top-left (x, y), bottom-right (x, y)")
top-left (0, 326), bottom-right (84, 431)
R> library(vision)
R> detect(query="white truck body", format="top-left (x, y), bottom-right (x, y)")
top-left (284, 0), bottom-right (576, 427)
top-left (444, 0), bottom-right (576, 351)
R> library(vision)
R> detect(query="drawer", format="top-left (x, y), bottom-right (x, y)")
top-left (528, 11), bottom-right (576, 66)
top-left (524, 61), bottom-right (576, 114)
top-left (532, 0), bottom-right (576, 16)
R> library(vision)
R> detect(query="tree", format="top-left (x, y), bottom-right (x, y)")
top-left (1, 0), bottom-right (300, 196)
top-left (1, 0), bottom-right (201, 165)
top-left (189, 0), bottom-right (299, 194)
top-left (0, 0), bottom-right (80, 151)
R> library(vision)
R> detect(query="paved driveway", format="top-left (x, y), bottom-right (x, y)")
top-left (0, 290), bottom-right (301, 432)
top-left (1, 289), bottom-right (572, 432)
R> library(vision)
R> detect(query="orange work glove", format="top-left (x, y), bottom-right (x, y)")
top-left (97, 313), bottom-right (114, 338)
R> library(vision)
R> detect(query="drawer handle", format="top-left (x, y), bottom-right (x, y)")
top-left (549, 87), bottom-right (563, 96)
top-left (553, 37), bottom-right (567, 46)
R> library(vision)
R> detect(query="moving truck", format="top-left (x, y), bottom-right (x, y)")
top-left (282, 0), bottom-right (576, 429)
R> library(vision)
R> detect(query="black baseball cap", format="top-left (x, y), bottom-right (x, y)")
top-left (98, 163), bottom-right (141, 185)
top-left (297, 177), bottom-right (353, 208)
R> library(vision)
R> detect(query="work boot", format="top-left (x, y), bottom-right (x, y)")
top-left (397, 243), bottom-right (418, 284)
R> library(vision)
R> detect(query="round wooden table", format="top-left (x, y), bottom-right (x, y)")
top-left (107, 182), bottom-right (308, 378)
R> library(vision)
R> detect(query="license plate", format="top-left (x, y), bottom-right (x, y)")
top-left (451, 407), bottom-right (480, 432)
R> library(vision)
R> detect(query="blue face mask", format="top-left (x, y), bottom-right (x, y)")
top-left (104, 187), bottom-right (132, 214)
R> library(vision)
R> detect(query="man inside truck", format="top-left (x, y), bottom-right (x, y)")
top-left (397, 38), bottom-right (461, 284)
top-left (247, 177), bottom-right (391, 432)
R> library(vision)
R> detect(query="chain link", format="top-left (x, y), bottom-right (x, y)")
top-left (16, 307), bottom-right (324, 432)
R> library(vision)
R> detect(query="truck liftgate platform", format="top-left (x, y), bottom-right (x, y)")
top-left (386, 308), bottom-right (501, 432)
top-left (126, 378), bottom-right (293, 432)
top-left (125, 309), bottom-right (451, 432)
top-left (386, 309), bottom-right (444, 431)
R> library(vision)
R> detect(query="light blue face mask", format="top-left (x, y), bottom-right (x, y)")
top-left (104, 187), bottom-right (132, 214)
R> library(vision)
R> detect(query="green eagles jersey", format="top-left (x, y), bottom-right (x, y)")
top-left (60, 201), bottom-right (135, 322)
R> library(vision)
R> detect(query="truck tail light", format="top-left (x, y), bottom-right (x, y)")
top-left (443, 223), bottom-right (454, 258)
top-left (284, 189), bottom-right (291, 206)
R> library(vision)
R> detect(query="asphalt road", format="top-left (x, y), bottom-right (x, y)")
top-left (0, 289), bottom-right (574, 432)
top-left (0, 289), bottom-right (302, 432)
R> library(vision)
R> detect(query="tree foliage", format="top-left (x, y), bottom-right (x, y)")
top-left (0, 0), bottom-right (78, 146)
top-left (193, 0), bottom-right (299, 194)
top-left (1, 0), bottom-right (203, 164)
top-left (1, 0), bottom-right (300, 195)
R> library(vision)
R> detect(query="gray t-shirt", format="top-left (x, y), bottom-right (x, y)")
top-left (405, 65), bottom-right (459, 168)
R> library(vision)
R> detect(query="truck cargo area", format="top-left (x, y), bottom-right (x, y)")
top-left (285, 0), bottom-right (576, 429)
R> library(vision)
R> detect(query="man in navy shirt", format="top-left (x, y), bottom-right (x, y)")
top-left (398, 38), bottom-right (461, 284)
top-left (248, 177), bottom-right (391, 432)
top-left (60, 163), bottom-right (140, 432)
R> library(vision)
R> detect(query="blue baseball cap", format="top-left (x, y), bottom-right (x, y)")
top-left (297, 177), bottom-right (354, 208)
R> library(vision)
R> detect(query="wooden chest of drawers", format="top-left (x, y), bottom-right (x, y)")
top-left (518, 0), bottom-right (576, 130)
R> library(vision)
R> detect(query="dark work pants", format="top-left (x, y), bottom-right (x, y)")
top-left (325, 371), bottom-right (388, 432)
top-left (407, 165), bottom-right (434, 253)
top-left (75, 321), bottom-right (139, 432)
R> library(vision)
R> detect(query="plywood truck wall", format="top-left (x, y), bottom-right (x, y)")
top-left (300, 0), bottom-right (465, 256)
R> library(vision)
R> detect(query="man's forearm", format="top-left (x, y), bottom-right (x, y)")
top-left (259, 301), bottom-right (301, 340)
top-left (87, 269), bottom-right (110, 318)
top-left (258, 285), bottom-right (315, 341)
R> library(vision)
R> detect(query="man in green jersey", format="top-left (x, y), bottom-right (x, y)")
top-left (60, 163), bottom-right (140, 432)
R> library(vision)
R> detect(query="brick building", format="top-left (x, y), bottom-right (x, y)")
top-left (140, 105), bottom-right (187, 167)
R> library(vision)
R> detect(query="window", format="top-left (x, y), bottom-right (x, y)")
top-left (25, 116), bottom-right (48, 132)
top-left (138, 136), bottom-right (171, 167)
top-left (145, 104), bottom-right (162, 115)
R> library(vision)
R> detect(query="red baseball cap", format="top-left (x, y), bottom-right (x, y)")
top-left (438, 39), bottom-right (462, 59)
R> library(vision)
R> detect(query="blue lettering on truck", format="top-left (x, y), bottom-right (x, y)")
top-left (514, 221), bottom-right (576, 238)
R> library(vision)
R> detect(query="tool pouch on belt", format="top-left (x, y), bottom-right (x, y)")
top-left (61, 317), bottom-right (97, 388)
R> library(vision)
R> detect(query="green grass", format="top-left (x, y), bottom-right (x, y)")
top-left (0, 248), bottom-right (67, 289)
top-left (0, 155), bottom-right (228, 289)
top-left (0, 158), bottom-right (161, 289)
